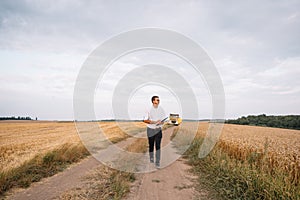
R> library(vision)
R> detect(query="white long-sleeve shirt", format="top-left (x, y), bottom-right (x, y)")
top-left (145, 105), bottom-right (166, 129)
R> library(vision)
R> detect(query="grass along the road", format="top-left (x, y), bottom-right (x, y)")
top-left (173, 122), bottom-right (300, 199)
top-left (0, 143), bottom-right (89, 196)
top-left (58, 165), bottom-right (135, 200)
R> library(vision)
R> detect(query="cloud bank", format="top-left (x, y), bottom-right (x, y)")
top-left (0, 0), bottom-right (299, 120)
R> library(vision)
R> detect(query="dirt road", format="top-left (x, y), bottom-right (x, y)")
top-left (6, 157), bottom-right (101, 200)
top-left (124, 127), bottom-right (210, 200)
top-left (7, 127), bottom-right (211, 200)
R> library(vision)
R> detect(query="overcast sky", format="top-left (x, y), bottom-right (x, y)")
top-left (0, 0), bottom-right (299, 120)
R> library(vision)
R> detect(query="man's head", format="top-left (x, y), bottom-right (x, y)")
top-left (151, 96), bottom-right (160, 108)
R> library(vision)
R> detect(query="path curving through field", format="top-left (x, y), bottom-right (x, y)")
top-left (7, 127), bottom-right (211, 200)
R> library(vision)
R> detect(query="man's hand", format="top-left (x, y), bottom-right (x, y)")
top-left (143, 119), bottom-right (151, 124)
top-left (155, 120), bottom-right (163, 125)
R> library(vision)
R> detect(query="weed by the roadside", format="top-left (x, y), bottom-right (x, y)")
top-left (58, 166), bottom-right (135, 200)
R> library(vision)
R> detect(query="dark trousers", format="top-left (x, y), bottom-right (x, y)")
top-left (147, 127), bottom-right (162, 164)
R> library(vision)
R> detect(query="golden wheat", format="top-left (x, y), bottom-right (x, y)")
top-left (192, 122), bottom-right (300, 193)
top-left (0, 121), bottom-right (146, 172)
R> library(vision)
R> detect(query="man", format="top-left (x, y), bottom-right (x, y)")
top-left (143, 96), bottom-right (166, 168)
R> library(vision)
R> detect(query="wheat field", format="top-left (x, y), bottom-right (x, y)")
top-left (0, 121), bottom-right (146, 173)
top-left (2, 121), bottom-right (298, 173)
top-left (1, 121), bottom-right (299, 198)
top-left (179, 122), bottom-right (300, 199)
top-left (195, 122), bottom-right (300, 161)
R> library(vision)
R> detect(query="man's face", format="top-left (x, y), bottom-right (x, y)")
top-left (153, 98), bottom-right (160, 106)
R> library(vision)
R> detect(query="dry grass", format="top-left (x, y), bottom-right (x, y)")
top-left (126, 138), bottom-right (148, 153)
top-left (58, 165), bottom-right (135, 200)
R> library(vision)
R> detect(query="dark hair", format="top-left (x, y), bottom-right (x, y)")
top-left (151, 96), bottom-right (159, 103)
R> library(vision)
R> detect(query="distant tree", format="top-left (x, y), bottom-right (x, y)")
top-left (0, 116), bottom-right (32, 121)
top-left (225, 114), bottom-right (300, 130)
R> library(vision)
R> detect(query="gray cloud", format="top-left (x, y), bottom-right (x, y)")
top-left (0, 0), bottom-right (299, 119)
